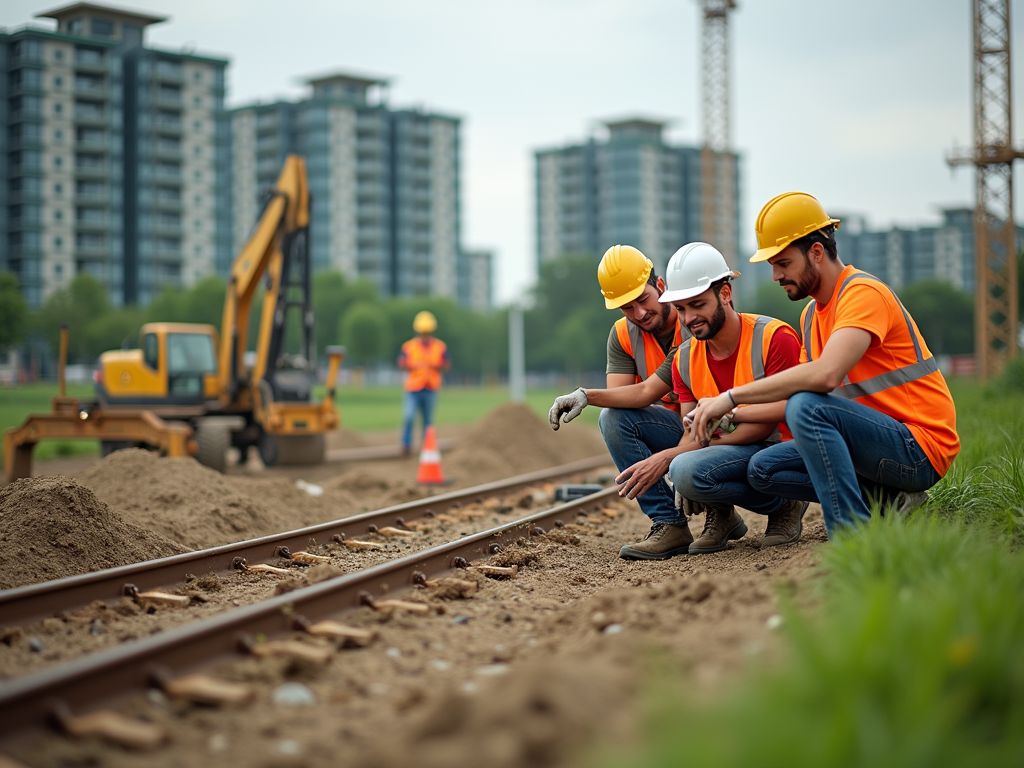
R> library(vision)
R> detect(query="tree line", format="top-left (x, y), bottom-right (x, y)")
top-left (0, 253), bottom-right (1010, 381)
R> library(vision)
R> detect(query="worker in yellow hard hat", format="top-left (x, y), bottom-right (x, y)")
top-left (689, 192), bottom-right (961, 538)
top-left (397, 311), bottom-right (449, 457)
top-left (549, 243), bottom-right (803, 559)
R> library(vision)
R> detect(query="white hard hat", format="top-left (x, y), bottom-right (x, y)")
top-left (659, 242), bottom-right (740, 303)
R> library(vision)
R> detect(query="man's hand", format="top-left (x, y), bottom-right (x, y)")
top-left (616, 452), bottom-right (673, 500)
top-left (690, 393), bottom-right (734, 446)
top-left (548, 388), bottom-right (588, 431)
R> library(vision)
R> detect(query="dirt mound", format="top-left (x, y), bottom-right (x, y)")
top-left (77, 449), bottom-right (359, 549)
top-left (443, 403), bottom-right (607, 483)
top-left (0, 476), bottom-right (187, 589)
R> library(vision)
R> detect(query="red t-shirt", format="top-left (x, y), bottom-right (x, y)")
top-left (671, 329), bottom-right (802, 405)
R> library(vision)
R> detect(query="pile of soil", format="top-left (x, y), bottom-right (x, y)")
top-left (75, 450), bottom-right (367, 550)
top-left (444, 403), bottom-right (606, 483)
top-left (0, 476), bottom-right (187, 589)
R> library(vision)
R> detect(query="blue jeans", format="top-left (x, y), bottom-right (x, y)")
top-left (669, 442), bottom-right (782, 515)
top-left (599, 406), bottom-right (686, 525)
top-left (402, 388), bottom-right (438, 449)
top-left (747, 391), bottom-right (941, 536)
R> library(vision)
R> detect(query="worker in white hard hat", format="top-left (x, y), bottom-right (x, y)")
top-left (397, 311), bottom-right (450, 457)
top-left (549, 243), bottom-right (803, 560)
top-left (689, 192), bottom-right (960, 538)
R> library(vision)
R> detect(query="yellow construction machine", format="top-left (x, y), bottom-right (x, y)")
top-left (4, 155), bottom-right (345, 481)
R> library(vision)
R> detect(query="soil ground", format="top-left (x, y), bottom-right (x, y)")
top-left (0, 404), bottom-right (826, 768)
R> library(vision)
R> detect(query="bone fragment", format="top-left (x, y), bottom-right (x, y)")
top-left (53, 705), bottom-right (167, 750)
top-left (469, 564), bottom-right (519, 579)
top-left (371, 599), bottom-right (430, 614)
top-left (134, 590), bottom-right (191, 608)
top-left (246, 563), bottom-right (292, 575)
top-left (304, 621), bottom-right (378, 646)
top-left (159, 673), bottom-right (255, 705)
top-left (248, 639), bottom-right (333, 665)
top-left (286, 550), bottom-right (331, 565)
top-left (342, 539), bottom-right (385, 551)
top-left (377, 526), bottom-right (420, 538)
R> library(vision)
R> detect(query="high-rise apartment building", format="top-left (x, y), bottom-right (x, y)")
top-left (835, 208), bottom-right (1023, 295)
top-left (0, 2), bottom-right (229, 308)
top-left (534, 117), bottom-right (742, 278)
top-left (230, 73), bottom-right (479, 304)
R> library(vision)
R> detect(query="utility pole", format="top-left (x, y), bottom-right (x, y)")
top-left (948, 0), bottom-right (1021, 381)
top-left (699, 0), bottom-right (738, 270)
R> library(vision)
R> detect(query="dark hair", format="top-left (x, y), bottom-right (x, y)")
top-left (646, 266), bottom-right (660, 288)
top-left (711, 277), bottom-right (734, 309)
top-left (791, 225), bottom-right (838, 260)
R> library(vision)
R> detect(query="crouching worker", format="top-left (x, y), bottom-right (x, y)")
top-left (550, 243), bottom-right (805, 560)
top-left (690, 192), bottom-right (960, 537)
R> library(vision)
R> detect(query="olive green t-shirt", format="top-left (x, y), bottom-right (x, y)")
top-left (605, 322), bottom-right (678, 385)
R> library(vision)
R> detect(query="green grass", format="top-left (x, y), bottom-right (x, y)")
top-left (0, 382), bottom-right (600, 464)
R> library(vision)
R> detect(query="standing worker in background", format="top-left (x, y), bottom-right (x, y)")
top-left (690, 192), bottom-right (960, 537)
top-left (397, 311), bottom-right (450, 457)
top-left (550, 243), bottom-right (804, 559)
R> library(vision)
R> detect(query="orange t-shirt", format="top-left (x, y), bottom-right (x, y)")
top-left (799, 265), bottom-right (960, 476)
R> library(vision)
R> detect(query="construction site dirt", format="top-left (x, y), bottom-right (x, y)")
top-left (0, 403), bottom-right (828, 768)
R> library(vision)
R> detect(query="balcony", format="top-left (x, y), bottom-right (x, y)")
top-left (74, 191), bottom-right (107, 206)
top-left (153, 118), bottom-right (183, 135)
top-left (73, 81), bottom-right (108, 99)
top-left (154, 196), bottom-right (183, 213)
top-left (74, 162), bottom-right (109, 180)
top-left (75, 136), bottom-right (108, 152)
top-left (73, 109), bottom-right (108, 128)
top-left (75, 216), bottom-right (109, 233)
top-left (73, 52), bottom-right (107, 73)
top-left (153, 143), bottom-right (182, 161)
top-left (154, 65), bottom-right (184, 84)
top-left (153, 167), bottom-right (182, 184)
top-left (153, 91), bottom-right (182, 109)
top-left (74, 243), bottom-right (108, 259)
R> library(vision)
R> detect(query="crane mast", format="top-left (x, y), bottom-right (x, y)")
top-left (700, 0), bottom-right (738, 270)
top-left (948, 0), bottom-right (1021, 381)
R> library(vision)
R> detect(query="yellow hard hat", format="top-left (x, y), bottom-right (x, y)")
top-left (750, 192), bottom-right (841, 263)
top-left (598, 245), bottom-right (654, 309)
top-left (413, 310), bottom-right (437, 334)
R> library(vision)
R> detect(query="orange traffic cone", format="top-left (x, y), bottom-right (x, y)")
top-left (416, 426), bottom-right (446, 484)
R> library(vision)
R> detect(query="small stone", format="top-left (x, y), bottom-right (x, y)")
top-left (28, 637), bottom-right (44, 653)
top-left (207, 734), bottom-right (229, 753)
top-left (430, 660), bottom-right (451, 671)
top-left (754, 563), bottom-right (768, 571)
top-left (461, 681), bottom-right (479, 695)
top-left (89, 620), bottom-right (105, 636)
top-left (475, 663), bottom-right (510, 676)
top-left (367, 682), bottom-right (390, 696)
top-left (385, 647), bottom-right (402, 658)
top-left (766, 614), bottom-right (784, 631)
top-left (147, 689), bottom-right (168, 707)
top-left (272, 682), bottom-right (316, 706)
top-left (603, 623), bottom-right (625, 635)
top-left (453, 615), bottom-right (470, 625)
top-left (276, 739), bottom-right (302, 756)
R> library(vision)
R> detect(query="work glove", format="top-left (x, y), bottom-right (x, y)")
top-left (683, 409), bottom-right (736, 447)
top-left (548, 387), bottom-right (588, 431)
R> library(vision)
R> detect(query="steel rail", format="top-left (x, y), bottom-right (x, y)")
top-left (0, 485), bottom-right (619, 745)
top-left (0, 455), bottom-right (611, 630)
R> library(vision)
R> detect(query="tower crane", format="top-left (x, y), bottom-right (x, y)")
top-left (699, 0), bottom-right (738, 270)
top-left (947, 0), bottom-right (1021, 381)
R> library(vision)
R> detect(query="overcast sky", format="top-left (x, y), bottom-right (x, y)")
top-left (6, 0), bottom-right (1022, 304)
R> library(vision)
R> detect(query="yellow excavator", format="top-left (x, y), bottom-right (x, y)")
top-left (4, 155), bottom-right (344, 480)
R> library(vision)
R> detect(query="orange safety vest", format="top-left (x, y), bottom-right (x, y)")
top-left (401, 337), bottom-right (447, 392)
top-left (799, 266), bottom-right (959, 476)
top-left (614, 315), bottom-right (685, 412)
top-left (676, 313), bottom-right (797, 441)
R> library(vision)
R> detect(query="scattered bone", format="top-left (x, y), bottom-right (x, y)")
top-left (52, 703), bottom-right (167, 750)
top-left (469, 564), bottom-right (518, 579)
top-left (123, 584), bottom-right (191, 609)
top-left (332, 534), bottom-right (385, 551)
top-left (155, 671), bottom-right (255, 706)
top-left (245, 563), bottom-right (292, 575)
top-left (301, 619), bottom-right (377, 647)
top-left (359, 592), bottom-right (430, 614)
top-left (246, 639), bottom-right (333, 666)
top-left (377, 526), bottom-right (420, 539)
top-left (285, 550), bottom-right (331, 565)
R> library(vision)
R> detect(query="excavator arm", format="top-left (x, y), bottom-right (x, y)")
top-left (218, 154), bottom-right (310, 404)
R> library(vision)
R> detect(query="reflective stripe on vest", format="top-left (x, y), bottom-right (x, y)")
top-left (801, 273), bottom-right (939, 400)
top-left (677, 315), bottom-right (774, 391)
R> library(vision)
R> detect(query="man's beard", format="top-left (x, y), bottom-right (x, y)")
top-left (780, 258), bottom-right (821, 301)
top-left (690, 298), bottom-right (727, 340)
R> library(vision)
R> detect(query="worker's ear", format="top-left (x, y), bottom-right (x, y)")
top-left (808, 241), bottom-right (826, 264)
top-left (655, 276), bottom-right (666, 295)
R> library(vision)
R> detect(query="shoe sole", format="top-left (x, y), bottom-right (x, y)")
top-left (687, 519), bottom-right (748, 555)
top-left (618, 543), bottom-right (693, 561)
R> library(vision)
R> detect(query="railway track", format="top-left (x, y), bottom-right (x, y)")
top-left (0, 457), bottom-right (619, 752)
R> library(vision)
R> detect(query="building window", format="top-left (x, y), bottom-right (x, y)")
top-left (193, 120), bottom-right (202, 131)
top-left (54, 156), bottom-right (63, 167)
top-left (55, 209), bottom-right (63, 221)
top-left (194, 170), bottom-right (201, 181)
top-left (91, 19), bottom-right (115, 37)
top-left (54, 129), bottom-right (63, 141)
top-left (54, 183), bottom-right (63, 194)
top-left (55, 237), bottom-right (63, 249)
top-left (54, 76), bottom-right (63, 89)
top-left (54, 103), bottom-right (63, 115)
top-left (54, 47), bottom-right (65, 60)
top-left (55, 263), bottom-right (63, 274)
top-left (66, 18), bottom-right (83, 35)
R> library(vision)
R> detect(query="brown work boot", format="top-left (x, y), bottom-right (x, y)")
top-left (761, 498), bottom-right (810, 548)
top-left (688, 503), bottom-right (748, 554)
top-left (619, 522), bottom-right (694, 561)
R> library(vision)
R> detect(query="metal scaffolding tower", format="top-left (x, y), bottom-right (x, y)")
top-left (700, 0), bottom-right (738, 269)
top-left (948, 0), bottom-right (1021, 381)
